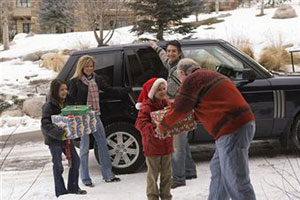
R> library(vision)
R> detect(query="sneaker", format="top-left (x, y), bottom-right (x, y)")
top-left (76, 189), bottom-right (87, 195)
top-left (84, 183), bottom-right (95, 187)
top-left (186, 175), bottom-right (197, 180)
top-left (105, 177), bottom-right (121, 183)
top-left (171, 182), bottom-right (186, 189)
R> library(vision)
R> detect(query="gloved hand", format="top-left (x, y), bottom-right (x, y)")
top-left (60, 129), bottom-right (67, 141)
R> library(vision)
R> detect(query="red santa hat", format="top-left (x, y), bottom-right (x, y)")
top-left (135, 78), bottom-right (167, 110)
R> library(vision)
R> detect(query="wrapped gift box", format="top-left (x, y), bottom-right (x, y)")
top-left (51, 111), bottom-right (98, 139)
top-left (61, 105), bottom-right (91, 116)
top-left (150, 107), bottom-right (197, 136)
top-left (82, 111), bottom-right (98, 134)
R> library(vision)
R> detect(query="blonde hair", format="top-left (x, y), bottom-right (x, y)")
top-left (71, 55), bottom-right (96, 79)
top-left (177, 58), bottom-right (200, 76)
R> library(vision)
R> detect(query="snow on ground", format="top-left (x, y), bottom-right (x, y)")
top-left (1, 1), bottom-right (300, 135)
top-left (0, 26), bottom-right (135, 59)
top-left (192, 5), bottom-right (300, 59)
top-left (1, 140), bottom-right (299, 200)
top-left (0, 59), bottom-right (57, 98)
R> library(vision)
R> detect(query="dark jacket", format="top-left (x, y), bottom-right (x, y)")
top-left (68, 74), bottom-right (129, 106)
top-left (41, 99), bottom-right (65, 146)
top-left (135, 98), bottom-right (174, 156)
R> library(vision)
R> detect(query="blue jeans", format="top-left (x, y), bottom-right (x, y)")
top-left (172, 132), bottom-right (197, 183)
top-left (80, 117), bottom-right (114, 184)
top-left (208, 121), bottom-right (256, 200)
top-left (49, 141), bottom-right (80, 197)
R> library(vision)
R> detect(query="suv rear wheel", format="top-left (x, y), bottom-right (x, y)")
top-left (94, 122), bottom-right (145, 174)
top-left (291, 114), bottom-right (300, 151)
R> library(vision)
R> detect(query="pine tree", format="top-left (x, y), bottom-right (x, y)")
top-left (187, 0), bottom-right (205, 22)
top-left (129, 0), bottom-right (195, 41)
top-left (39, 0), bottom-right (76, 33)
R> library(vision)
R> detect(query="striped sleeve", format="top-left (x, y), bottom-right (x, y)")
top-left (155, 46), bottom-right (171, 71)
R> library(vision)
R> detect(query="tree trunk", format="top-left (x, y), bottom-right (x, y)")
top-left (195, 12), bottom-right (199, 22)
top-left (260, 0), bottom-right (264, 15)
top-left (93, 26), bottom-right (101, 44)
top-left (215, 0), bottom-right (219, 14)
top-left (157, 22), bottom-right (164, 41)
top-left (104, 0), bottom-right (118, 44)
top-left (99, 1), bottom-right (104, 45)
top-left (2, 0), bottom-right (9, 50)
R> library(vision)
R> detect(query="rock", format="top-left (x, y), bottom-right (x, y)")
top-left (29, 79), bottom-right (51, 85)
top-left (40, 53), bottom-right (69, 72)
top-left (218, 13), bottom-right (231, 18)
top-left (25, 74), bottom-right (38, 80)
top-left (7, 118), bottom-right (21, 127)
top-left (273, 5), bottom-right (297, 19)
top-left (22, 97), bottom-right (45, 118)
top-left (0, 57), bottom-right (14, 62)
top-left (1, 109), bottom-right (23, 117)
top-left (22, 52), bottom-right (40, 62)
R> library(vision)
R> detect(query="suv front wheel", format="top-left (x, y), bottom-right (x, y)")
top-left (94, 122), bottom-right (145, 174)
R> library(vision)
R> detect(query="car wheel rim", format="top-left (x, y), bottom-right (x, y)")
top-left (106, 131), bottom-right (140, 169)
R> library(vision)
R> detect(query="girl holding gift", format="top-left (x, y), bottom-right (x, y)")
top-left (41, 79), bottom-right (87, 197)
top-left (68, 55), bottom-right (128, 186)
top-left (135, 78), bottom-right (174, 200)
top-left (150, 40), bottom-right (197, 189)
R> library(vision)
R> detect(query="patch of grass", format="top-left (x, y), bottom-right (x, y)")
top-left (0, 99), bottom-right (11, 113)
top-left (229, 37), bottom-right (255, 59)
top-left (192, 17), bottom-right (224, 27)
top-left (240, 45), bottom-right (255, 59)
top-left (12, 96), bottom-right (25, 106)
top-left (259, 45), bottom-right (290, 71)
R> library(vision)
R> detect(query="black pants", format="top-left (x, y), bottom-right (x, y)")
top-left (49, 141), bottom-right (80, 197)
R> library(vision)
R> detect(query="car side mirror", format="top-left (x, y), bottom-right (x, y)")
top-left (242, 69), bottom-right (256, 82)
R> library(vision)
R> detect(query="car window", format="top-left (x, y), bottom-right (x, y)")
top-left (183, 45), bottom-right (245, 80)
top-left (93, 53), bottom-right (115, 86)
top-left (66, 53), bottom-right (115, 86)
top-left (126, 48), bottom-right (168, 87)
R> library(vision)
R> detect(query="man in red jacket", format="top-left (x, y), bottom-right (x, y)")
top-left (158, 58), bottom-right (256, 200)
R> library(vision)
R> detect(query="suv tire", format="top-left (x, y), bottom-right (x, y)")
top-left (291, 114), bottom-right (300, 151)
top-left (94, 122), bottom-right (145, 174)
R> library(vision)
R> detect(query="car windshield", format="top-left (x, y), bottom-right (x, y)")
top-left (225, 42), bottom-right (273, 76)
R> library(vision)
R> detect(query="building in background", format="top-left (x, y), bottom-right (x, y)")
top-left (9, 0), bottom-right (134, 36)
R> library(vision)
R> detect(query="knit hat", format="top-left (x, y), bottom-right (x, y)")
top-left (135, 78), bottom-right (167, 110)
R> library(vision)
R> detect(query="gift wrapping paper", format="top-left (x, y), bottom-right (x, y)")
top-left (51, 111), bottom-right (99, 139)
top-left (150, 108), bottom-right (198, 136)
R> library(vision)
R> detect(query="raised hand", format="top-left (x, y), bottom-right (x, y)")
top-left (150, 40), bottom-right (158, 49)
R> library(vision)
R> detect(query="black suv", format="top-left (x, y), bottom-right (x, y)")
top-left (57, 39), bottom-right (300, 174)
